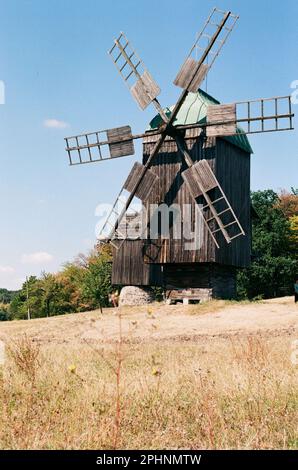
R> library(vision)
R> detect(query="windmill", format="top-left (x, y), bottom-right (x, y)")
top-left (65, 8), bottom-right (294, 302)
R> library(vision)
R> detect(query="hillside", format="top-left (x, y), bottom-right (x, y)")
top-left (0, 297), bottom-right (297, 450)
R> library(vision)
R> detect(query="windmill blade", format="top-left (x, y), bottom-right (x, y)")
top-left (168, 95), bottom-right (294, 138)
top-left (65, 126), bottom-right (163, 166)
top-left (172, 131), bottom-right (244, 247)
top-left (109, 32), bottom-right (168, 122)
top-left (205, 95), bottom-right (294, 137)
top-left (174, 8), bottom-right (239, 93)
top-left (99, 162), bottom-right (159, 249)
top-left (182, 159), bottom-right (245, 246)
top-left (99, 120), bottom-right (171, 244)
top-left (65, 126), bottom-right (134, 165)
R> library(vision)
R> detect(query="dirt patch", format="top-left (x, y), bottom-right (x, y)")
top-left (0, 297), bottom-right (296, 346)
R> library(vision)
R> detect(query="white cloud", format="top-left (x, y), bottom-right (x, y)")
top-left (43, 119), bottom-right (69, 129)
top-left (0, 266), bottom-right (15, 274)
top-left (21, 252), bottom-right (54, 265)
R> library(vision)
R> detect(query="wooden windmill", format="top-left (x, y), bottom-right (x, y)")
top-left (65, 8), bottom-right (294, 302)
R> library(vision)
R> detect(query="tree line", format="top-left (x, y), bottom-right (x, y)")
top-left (0, 189), bottom-right (297, 321)
top-left (2, 245), bottom-right (113, 321)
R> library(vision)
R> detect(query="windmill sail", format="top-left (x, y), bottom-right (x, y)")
top-left (205, 95), bottom-right (294, 137)
top-left (99, 162), bottom-right (159, 249)
top-left (182, 159), bottom-right (245, 247)
top-left (109, 32), bottom-right (160, 111)
top-left (65, 126), bottom-right (135, 166)
top-left (174, 8), bottom-right (239, 92)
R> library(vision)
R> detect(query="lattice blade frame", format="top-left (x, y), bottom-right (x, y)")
top-left (65, 126), bottom-right (135, 166)
top-left (98, 163), bottom-right (159, 249)
top-left (174, 8), bottom-right (239, 92)
top-left (182, 159), bottom-right (245, 246)
top-left (109, 32), bottom-right (161, 110)
top-left (205, 95), bottom-right (294, 137)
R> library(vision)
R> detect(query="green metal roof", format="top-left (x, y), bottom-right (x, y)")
top-left (148, 89), bottom-right (253, 154)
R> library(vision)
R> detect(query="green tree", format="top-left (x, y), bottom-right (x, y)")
top-left (39, 272), bottom-right (62, 317)
top-left (10, 276), bottom-right (44, 320)
top-left (82, 245), bottom-right (113, 309)
top-left (0, 304), bottom-right (10, 321)
top-left (237, 190), bottom-right (298, 299)
top-left (57, 260), bottom-right (87, 312)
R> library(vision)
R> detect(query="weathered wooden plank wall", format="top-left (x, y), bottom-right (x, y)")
top-left (214, 139), bottom-right (251, 267)
top-left (164, 263), bottom-right (237, 299)
top-left (112, 240), bottom-right (163, 286)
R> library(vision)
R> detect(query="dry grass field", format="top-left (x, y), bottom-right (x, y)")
top-left (0, 297), bottom-right (297, 450)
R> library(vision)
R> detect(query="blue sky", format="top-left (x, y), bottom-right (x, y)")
top-left (0, 0), bottom-right (297, 289)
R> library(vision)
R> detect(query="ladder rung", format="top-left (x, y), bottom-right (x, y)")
top-left (211, 228), bottom-right (242, 238)
top-left (229, 233), bottom-right (243, 241)
top-left (125, 70), bottom-right (134, 81)
top-left (120, 61), bottom-right (128, 72)
top-left (109, 42), bottom-right (117, 54)
top-left (203, 196), bottom-right (224, 210)
top-left (214, 7), bottom-right (228, 14)
top-left (212, 221), bottom-right (238, 235)
top-left (206, 207), bottom-right (230, 222)
top-left (212, 196), bottom-right (225, 205)
top-left (224, 221), bottom-right (237, 229)
top-left (218, 208), bottom-right (230, 217)
top-left (115, 45), bottom-right (126, 62)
